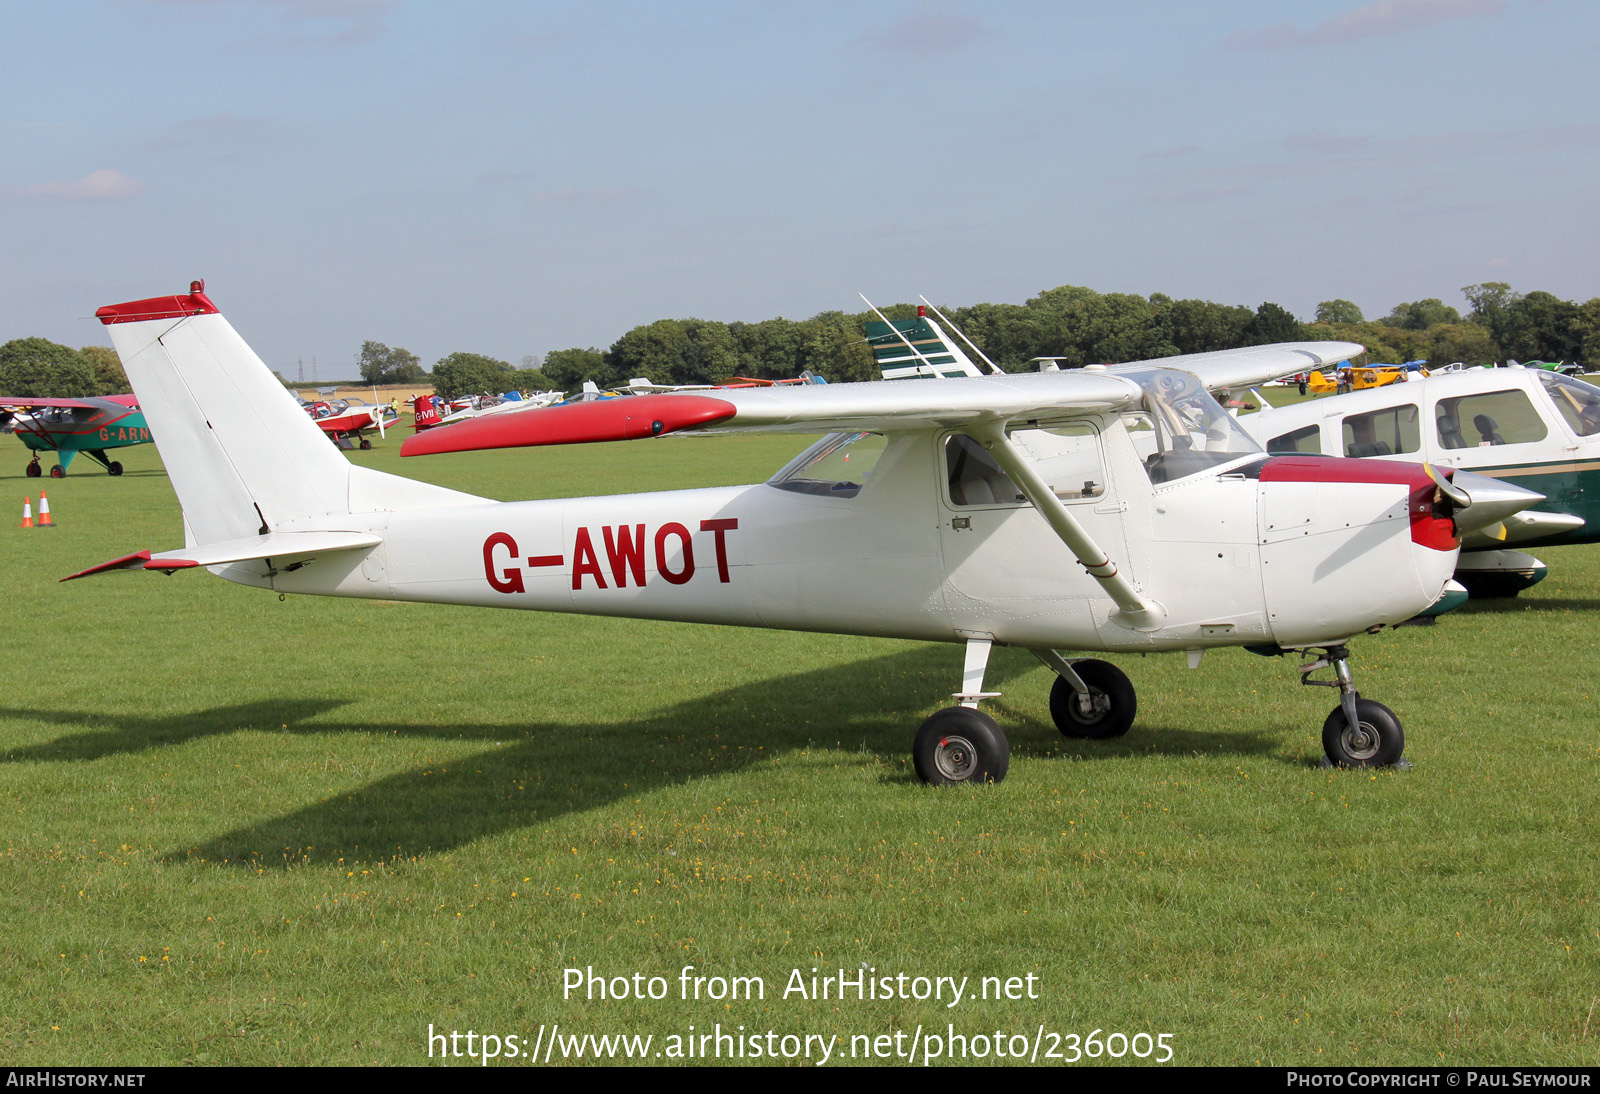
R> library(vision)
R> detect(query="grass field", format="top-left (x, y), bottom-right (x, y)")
top-left (2, 429), bottom-right (1597, 1067)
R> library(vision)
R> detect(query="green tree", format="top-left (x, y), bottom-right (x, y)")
top-left (357, 341), bottom-right (425, 385)
top-left (1161, 298), bottom-right (1255, 355)
top-left (1315, 299), bottom-right (1365, 325)
top-left (1424, 323), bottom-right (1499, 368)
top-left (1245, 302), bottom-right (1303, 345)
top-left (800, 311), bottom-right (877, 382)
top-left (79, 344), bottom-right (129, 395)
top-left (1497, 291), bottom-right (1580, 363)
top-left (539, 348), bottom-right (605, 391)
top-left (0, 338), bottom-right (94, 397)
top-left (1570, 299), bottom-right (1600, 370)
top-left (431, 352), bottom-right (515, 400)
top-left (1382, 298), bottom-right (1461, 330)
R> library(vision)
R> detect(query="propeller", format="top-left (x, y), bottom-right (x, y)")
top-left (1424, 461), bottom-right (1470, 509)
top-left (1427, 464), bottom-right (1546, 539)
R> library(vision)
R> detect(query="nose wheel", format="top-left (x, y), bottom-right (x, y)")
top-left (1301, 645), bottom-right (1406, 768)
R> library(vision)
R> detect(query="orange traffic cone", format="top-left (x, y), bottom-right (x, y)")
top-left (37, 491), bottom-right (54, 528)
top-left (20, 497), bottom-right (33, 529)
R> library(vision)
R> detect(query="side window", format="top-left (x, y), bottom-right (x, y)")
top-left (946, 435), bottom-right (1023, 506)
top-left (1439, 390), bottom-right (1547, 448)
top-left (1011, 423), bottom-right (1106, 500)
top-left (768, 432), bottom-right (886, 497)
top-left (1342, 405), bottom-right (1421, 457)
top-left (944, 424), bottom-right (1107, 506)
top-left (1267, 425), bottom-right (1321, 454)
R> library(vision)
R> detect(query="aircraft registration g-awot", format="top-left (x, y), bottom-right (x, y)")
top-left (0, 393), bottom-right (151, 477)
top-left (69, 282), bottom-right (1540, 785)
top-left (1239, 366), bottom-right (1600, 597)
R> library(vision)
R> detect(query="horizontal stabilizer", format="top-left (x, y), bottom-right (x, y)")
top-left (63, 530), bottom-right (382, 582)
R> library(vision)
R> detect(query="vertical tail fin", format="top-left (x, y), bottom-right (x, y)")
top-left (97, 282), bottom-right (479, 545)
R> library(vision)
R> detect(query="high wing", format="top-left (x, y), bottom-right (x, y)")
top-left (401, 341), bottom-right (1363, 457)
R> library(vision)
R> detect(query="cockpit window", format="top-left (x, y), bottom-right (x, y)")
top-left (1115, 366), bottom-right (1264, 484)
top-left (1539, 372), bottom-right (1600, 437)
top-left (768, 432), bottom-right (886, 498)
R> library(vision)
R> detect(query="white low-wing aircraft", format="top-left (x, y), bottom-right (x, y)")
top-left (70, 283), bottom-right (1540, 784)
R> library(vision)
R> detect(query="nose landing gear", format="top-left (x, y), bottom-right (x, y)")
top-left (1300, 645), bottom-right (1406, 768)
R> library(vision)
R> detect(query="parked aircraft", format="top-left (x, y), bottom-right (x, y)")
top-left (1240, 366), bottom-right (1600, 596)
top-left (304, 396), bottom-right (396, 450)
top-left (0, 394), bottom-right (150, 476)
top-left (68, 283), bottom-right (1538, 783)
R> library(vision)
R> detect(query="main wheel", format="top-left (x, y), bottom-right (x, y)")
top-left (913, 707), bottom-right (1009, 786)
top-left (359, 439), bottom-right (372, 450)
top-left (1049, 659), bottom-right (1136, 739)
top-left (107, 461), bottom-right (123, 476)
top-left (1322, 699), bottom-right (1404, 767)
top-left (49, 464), bottom-right (64, 478)
top-left (25, 462), bottom-right (40, 478)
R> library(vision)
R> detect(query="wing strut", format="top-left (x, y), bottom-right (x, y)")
top-left (965, 421), bottom-right (1166, 631)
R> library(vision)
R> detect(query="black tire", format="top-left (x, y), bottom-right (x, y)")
top-left (1322, 699), bottom-right (1404, 767)
top-left (107, 461), bottom-right (123, 476)
top-left (25, 462), bottom-right (40, 478)
top-left (359, 439), bottom-right (372, 450)
top-left (49, 464), bottom-right (64, 478)
top-left (1049, 659), bottom-right (1136, 739)
top-left (913, 707), bottom-right (1009, 786)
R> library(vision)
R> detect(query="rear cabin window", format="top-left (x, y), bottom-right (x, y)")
top-left (1342, 405), bottom-right (1421, 457)
top-left (1267, 424), bottom-right (1321, 454)
top-left (768, 432), bottom-right (886, 497)
top-left (1436, 389), bottom-right (1546, 449)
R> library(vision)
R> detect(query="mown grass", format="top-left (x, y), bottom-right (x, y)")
top-left (0, 432), bottom-right (1596, 1066)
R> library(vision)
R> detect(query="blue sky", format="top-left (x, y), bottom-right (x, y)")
top-left (2, 0), bottom-right (1596, 377)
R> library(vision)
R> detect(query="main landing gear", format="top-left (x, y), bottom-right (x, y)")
top-left (912, 640), bottom-right (1143, 786)
top-left (1298, 645), bottom-right (1405, 768)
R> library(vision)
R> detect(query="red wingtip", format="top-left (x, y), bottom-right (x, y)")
top-left (96, 281), bottom-right (219, 325)
top-left (400, 394), bottom-right (738, 456)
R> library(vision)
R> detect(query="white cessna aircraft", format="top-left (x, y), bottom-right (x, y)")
top-left (70, 283), bottom-right (1539, 784)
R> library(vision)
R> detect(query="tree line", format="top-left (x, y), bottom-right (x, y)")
top-left (389, 281), bottom-right (1600, 399)
top-left (6, 281), bottom-right (1596, 400)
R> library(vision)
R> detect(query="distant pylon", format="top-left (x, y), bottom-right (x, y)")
top-left (37, 491), bottom-right (54, 528)
top-left (20, 497), bottom-right (32, 529)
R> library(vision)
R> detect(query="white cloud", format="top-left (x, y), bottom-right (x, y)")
top-left (14, 169), bottom-right (142, 201)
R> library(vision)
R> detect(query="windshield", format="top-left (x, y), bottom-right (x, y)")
top-left (1115, 366), bottom-right (1263, 483)
top-left (1538, 371), bottom-right (1600, 438)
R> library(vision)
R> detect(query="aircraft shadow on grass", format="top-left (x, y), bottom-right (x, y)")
top-left (1, 647), bottom-right (1279, 867)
